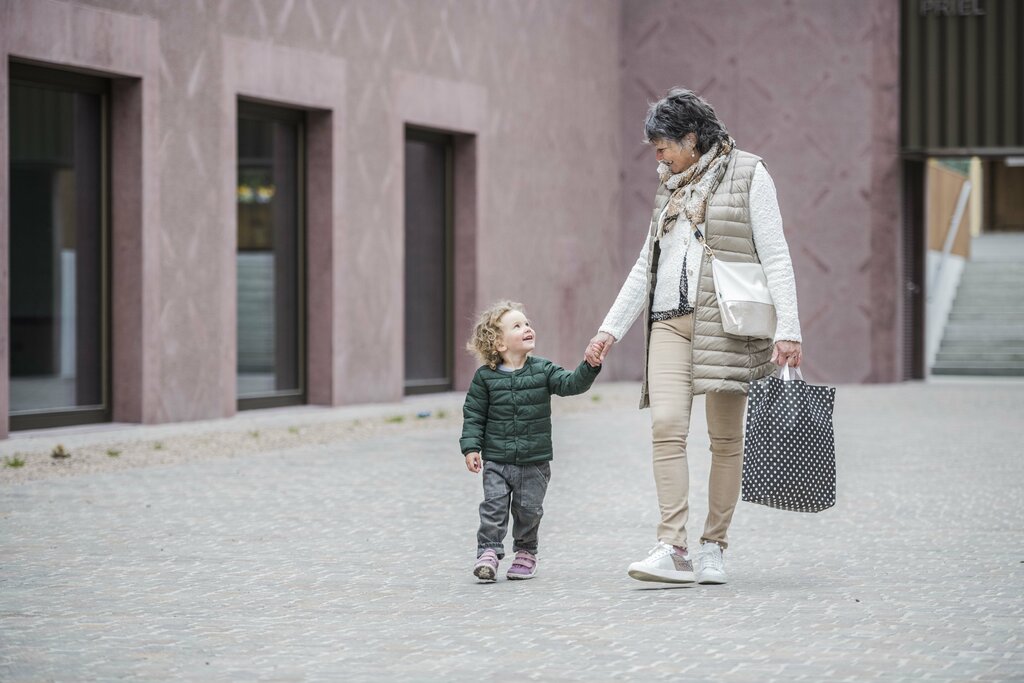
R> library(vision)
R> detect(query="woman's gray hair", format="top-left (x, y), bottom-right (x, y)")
top-left (644, 88), bottom-right (730, 154)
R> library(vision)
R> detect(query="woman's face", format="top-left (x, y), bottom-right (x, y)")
top-left (653, 134), bottom-right (698, 174)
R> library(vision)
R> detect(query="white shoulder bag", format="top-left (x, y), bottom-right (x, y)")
top-left (694, 227), bottom-right (777, 339)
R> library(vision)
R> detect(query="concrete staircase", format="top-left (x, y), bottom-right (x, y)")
top-left (932, 234), bottom-right (1024, 376)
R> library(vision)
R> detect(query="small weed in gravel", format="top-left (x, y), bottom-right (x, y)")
top-left (51, 444), bottom-right (71, 459)
top-left (4, 455), bottom-right (25, 468)
top-left (249, 430), bottom-right (260, 438)
top-left (288, 426), bottom-right (300, 435)
top-left (435, 409), bottom-right (448, 419)
top-left (385, 415), bottom-right (405, 424)
top-left (153, 442), bottom-right (164, 451)
top-left (591, 394), bottom-right (602, 403)
top-left (107, 449), bottom-right (122, 458)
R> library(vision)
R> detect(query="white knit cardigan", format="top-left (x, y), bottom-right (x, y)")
top-left (600, 162), bottom-right (801, 343)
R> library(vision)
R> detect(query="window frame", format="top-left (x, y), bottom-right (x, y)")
top-left (8, 60), bottom-right (112, 431)
top-left (236, 98), bottom-right (308, 411)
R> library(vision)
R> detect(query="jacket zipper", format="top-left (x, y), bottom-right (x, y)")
top-left (688, 197), bottom-right (712, 400)
top-left (510, 366), bottom-right (519, 464)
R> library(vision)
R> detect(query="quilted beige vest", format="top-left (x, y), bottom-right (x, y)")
top-left (638, 149), bottom-right (774, 408)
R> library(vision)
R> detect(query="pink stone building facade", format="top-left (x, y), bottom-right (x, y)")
top-left (0, 0), bottom-right (901, 438)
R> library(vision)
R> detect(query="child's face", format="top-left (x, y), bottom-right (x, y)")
top-left (497, 310), bottom-right (535, 358)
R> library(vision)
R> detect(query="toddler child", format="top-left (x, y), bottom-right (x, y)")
top-left (461, 300), bottom-right (601, 582)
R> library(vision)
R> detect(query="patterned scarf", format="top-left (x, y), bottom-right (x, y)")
top-left (656, 137), bottom-right (735, 240)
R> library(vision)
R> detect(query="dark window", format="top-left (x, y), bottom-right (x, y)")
top-left (237, 101), bottom-right (305, 409)
top-left (902, 159), bottom-right (926, 380)
top-left (404, 129), bottom-right (454, 394)
top-left (8, 62), bottom-right (109, 429)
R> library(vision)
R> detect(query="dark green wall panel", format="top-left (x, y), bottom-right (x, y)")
top-left (902, 0), bottom-right (1023, 153)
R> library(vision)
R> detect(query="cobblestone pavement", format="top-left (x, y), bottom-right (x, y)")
top-left (2, 379), bottom-right (1022, 682)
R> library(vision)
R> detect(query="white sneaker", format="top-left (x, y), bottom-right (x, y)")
top-left (627, 542), bottom-right (696, 584)
top-left (696, 541), bottom-right (727, 584)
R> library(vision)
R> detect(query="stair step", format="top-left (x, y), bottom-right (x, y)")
top-left (959, 280), bottom-right (1024, 284)
top-left (962, 263), bottom-right (1024, 270)
top-left (938, 343), bottom-right (1024, 352)
top-left (953, 287), bottom-right (1024, 294)
top-left (938, 340), bottom-right (1024, 348)
top-left (931, 359), bottom-right (1024, 367)
top-left (949, 295), bottom-right (1024, 305)
top-left (932, 360), bottom-right (1024, 368)
top-left (946, 317), bottom-right (1024, 325)
top-left (962, 262), bottom-right (1024, 268)
top-left (931, 364), bottom-right (1024, 376)
top-left (937, 329), bottom-right (1024, 337)
top-left (937, 339), bottom-right (1024, 344)
top-left (940, 336), bottom-right (1024, 344)
top-left (955, 284), bottom-right (1024, 290)
top-left (948, 309), bottom-right (1024, 316)
top-left (944, 322), bottom-right (1024, 330)
top-left (952, 285), bottom-right (1024, 291)
top-left (935, 352), bottom-right (1024, 362)
top-left (946, 290), bottom-right (1019, 296)
top-left (941, 340), bottom-right (1024, 348)
top-left (948, 305), bottom-right (1024, 311)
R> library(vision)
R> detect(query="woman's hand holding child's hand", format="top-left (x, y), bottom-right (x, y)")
top-left (586, 332), bottom-right (615, 367)
top-left (465, 452), bottom-right (482, 473)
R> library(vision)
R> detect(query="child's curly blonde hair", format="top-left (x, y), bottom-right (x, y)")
top-left (466, 300), bottom-right (526, 370)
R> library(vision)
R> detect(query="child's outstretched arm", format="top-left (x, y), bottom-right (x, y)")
top-left (460, 370), bottom-right (489, 473)
top-left (546, 358), bottom-right (602, 397)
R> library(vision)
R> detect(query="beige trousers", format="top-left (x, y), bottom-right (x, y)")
top-left (648, 313), bottom-right (746, 550)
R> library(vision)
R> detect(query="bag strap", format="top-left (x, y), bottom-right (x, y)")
top-left (692, 226), bottom-right (716, 259)
top-left (779, 364), bottom-right (805, 382)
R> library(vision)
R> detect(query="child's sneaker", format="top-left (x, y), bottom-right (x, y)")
top-left (505, 550), bottom-right (538, 580)
top-left (627, 541), bottom-right (696, 583)
top-left (473, 549), bottom-right (499, 582)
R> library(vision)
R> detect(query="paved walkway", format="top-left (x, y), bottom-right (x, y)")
top-left (2, 379), bottom-right (1022, 682)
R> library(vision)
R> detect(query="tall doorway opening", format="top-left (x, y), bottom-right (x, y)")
top-left (8, 62), bottom-right (109, 430)
top-left (404, 128), bottom-right (454, 395)
top-left (236, 100), bottom-right (306, 409)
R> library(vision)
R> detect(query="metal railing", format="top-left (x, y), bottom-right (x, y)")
top-left (927, 178), bottom-right (972, 302)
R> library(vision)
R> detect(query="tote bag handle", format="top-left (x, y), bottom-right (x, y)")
top-left (779, 364), bottom-right (805, 382)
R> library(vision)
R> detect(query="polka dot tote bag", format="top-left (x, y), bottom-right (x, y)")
top-left (742, 365), bottom-right (836, 513)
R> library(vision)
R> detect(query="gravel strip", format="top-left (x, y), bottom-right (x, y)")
top-left (0, 383), bottom-right (641, 484)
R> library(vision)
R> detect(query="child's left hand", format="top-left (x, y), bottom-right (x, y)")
top-left (586, 333), bottom-right (614, 366)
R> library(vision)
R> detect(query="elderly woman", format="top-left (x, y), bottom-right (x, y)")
top-left (586, 88), bottom-right (802, 585)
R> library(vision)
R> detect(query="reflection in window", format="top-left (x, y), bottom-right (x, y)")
top-left (237, 103), bottom-right (303, 405)
top-left (9, 70), bottom-right (106, 422)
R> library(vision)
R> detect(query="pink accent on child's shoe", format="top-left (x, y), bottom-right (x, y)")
top-left (506, 551), bottom-right (537, 580)
top-left (474, 549), bottom-right (499, 582)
